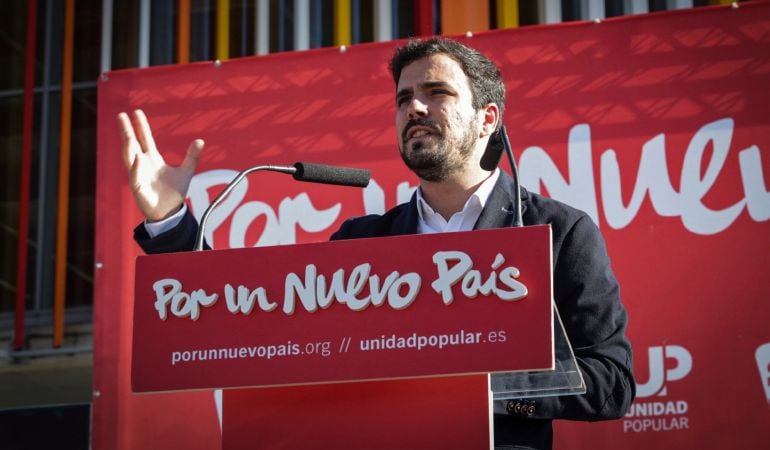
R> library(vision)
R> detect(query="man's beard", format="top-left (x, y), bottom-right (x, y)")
top-left (399, 117), bottom-right (479, 182)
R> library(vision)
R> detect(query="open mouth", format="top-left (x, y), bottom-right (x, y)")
top-left (407, 128), bottom-right (435, 141)
top-left (404, 122), bottom-right (441, 143)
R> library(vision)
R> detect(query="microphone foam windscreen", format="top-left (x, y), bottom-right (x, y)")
top-left (292, 162), bottom-right (371, 187)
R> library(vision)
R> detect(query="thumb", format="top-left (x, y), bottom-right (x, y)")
top-left (181, 139), bottom-right (205, 173)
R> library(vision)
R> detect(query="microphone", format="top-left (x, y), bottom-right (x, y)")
top-left (480, 130), bottom-right (505, 172)
top-left (481, 126), bottom-right (523, 227)
top-left (292, 162), bottom-right (370, 187)
top-left (194, 162), bottom-right (371, 251)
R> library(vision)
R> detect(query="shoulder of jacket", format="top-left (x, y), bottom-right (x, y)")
top-left (331, 202), bottom-right (412, 240)
top-left (524, 190), bottom-right (590, 225)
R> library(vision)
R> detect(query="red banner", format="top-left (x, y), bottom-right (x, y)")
top-left (132, 227), bottom-right (553, 392)
top-left (95, 3), bottom-right (770, 449)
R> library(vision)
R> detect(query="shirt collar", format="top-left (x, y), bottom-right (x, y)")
top-left (415, 168), bottom-right (500, 228)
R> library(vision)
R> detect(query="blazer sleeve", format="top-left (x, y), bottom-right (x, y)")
top-left (133, 208), bottom-right (209, 254)
top-left (526, 215), bottom-right (635, 421)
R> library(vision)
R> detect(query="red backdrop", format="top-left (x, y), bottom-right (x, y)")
top-left (95, 3), bottom-right (770, 449)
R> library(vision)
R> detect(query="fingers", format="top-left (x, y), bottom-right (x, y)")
top-left (117, 112), bottom-right (139, 171)
top-left (119, 109), bottom-right (204, 175)
top-left (117, 111), bottom-right (136, 141)
top-left (181, 139), bottom-right (205, 173)
top-left (132, 109), bottom-right (158, 155)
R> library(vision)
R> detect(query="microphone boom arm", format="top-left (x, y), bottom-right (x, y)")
top-left (194, 165), bottom-right (297, 251)
top-left (193, 162), bottom-right (371, 251)
top-left (500, 126), bottom-right (523, 227)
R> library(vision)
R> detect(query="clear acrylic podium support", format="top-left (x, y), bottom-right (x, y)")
top-left (490, 302), bottom-right (586, 400)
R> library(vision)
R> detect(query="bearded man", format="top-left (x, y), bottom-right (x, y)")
top-left (119, 38), bottom-right (635, 450)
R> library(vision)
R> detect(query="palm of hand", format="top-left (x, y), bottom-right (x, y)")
top-left (119, 109), bottom-right (204, 222)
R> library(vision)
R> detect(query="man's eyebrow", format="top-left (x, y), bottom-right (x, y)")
top-left (396, 81), bottom-right (454, 98)
top-left (421, 81), bottom-right (453, 90)
top-left (395, 87), bottom-right (413, 100)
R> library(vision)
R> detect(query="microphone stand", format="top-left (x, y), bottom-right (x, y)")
top-left (500, 126), bottom-right (523, 228)
top-left (193, 162), bottom-right (370, 251)
top-left (481, 125), bottom-right (523, 228)
top-left (194, 165), bottom-right (297, 251)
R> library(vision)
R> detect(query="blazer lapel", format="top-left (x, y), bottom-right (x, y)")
top-left (473, 171), bottom-right (527, 230)
top-left (392, 172), bottom-right (528, 234)
top-left (392, 193), bottom-right (420, 235)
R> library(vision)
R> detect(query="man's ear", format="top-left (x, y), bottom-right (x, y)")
top-left (479, 103), bottom-right (500, 137)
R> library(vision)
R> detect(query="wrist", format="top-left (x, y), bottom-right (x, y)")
top-left (147, 204), bottom-right (184, 223)
top-left (144, 204), bottom-right (187, 238)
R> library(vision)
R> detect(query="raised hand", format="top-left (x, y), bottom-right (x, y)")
top-left (117, 109), bottom-right (204, 222)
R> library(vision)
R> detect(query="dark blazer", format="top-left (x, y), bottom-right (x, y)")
top-left (331, 171), bottom-right (635, 449)
top-left (134, 171), bottom-right (635, 450)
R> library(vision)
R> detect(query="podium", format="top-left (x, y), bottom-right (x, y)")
top-left (132, 226), bottom-right (583, 449)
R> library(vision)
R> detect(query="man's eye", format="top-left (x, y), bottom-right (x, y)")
top-left (431, 89), bottom-right (449, 96)
top-left (396, 97), bottom-right (409, 106)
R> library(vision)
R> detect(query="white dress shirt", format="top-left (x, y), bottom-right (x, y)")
top-left (416, 169), bottom-right (500, 234)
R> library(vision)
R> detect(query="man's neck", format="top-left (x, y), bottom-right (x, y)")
top-left (419, 168), bottom-right (494, 221)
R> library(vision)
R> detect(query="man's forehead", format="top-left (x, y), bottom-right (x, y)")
top-left (397, 54), bottom-right (468, 89)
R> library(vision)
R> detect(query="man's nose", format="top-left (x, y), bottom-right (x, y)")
top-left (407, 97), bottom-right (428, 119)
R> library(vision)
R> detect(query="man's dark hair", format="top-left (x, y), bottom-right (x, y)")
top-left (389, 37), bottom-right (506, 128)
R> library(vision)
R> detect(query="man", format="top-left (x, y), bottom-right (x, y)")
top-left (119, 38), bottom-right (634, 449)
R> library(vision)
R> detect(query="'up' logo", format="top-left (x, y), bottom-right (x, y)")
top-left (637, 345), bottom-right (692, 398)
